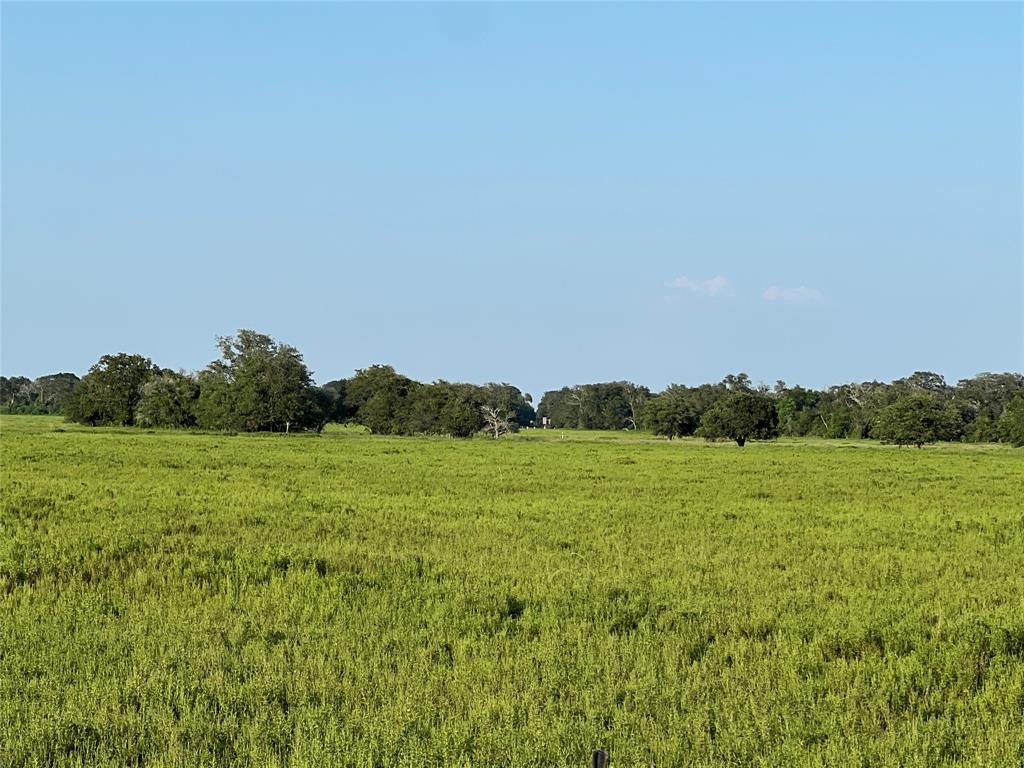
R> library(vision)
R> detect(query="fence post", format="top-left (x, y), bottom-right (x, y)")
top-left (590, 748), bottom-right (609, 768)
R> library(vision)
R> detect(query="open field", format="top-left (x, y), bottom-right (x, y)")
top-left (1, 414), bottom-right (1022, 767)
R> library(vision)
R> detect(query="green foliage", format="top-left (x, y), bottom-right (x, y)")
top-left (194, 331), bottom-right (313, 434)
top-left (135, 372), bottom-right (200, 428)
top-left (537, 382), bottom-right (649, 430)
top-left (340, 367), bottom-right (530, 437)
top-left (438, 387), bottom-right (483, 438)
top-left (0, 376), bottom-right (32, 409)
top-left (478, 383), bottom-right (535, 428)
top-left (12, 342), bottom-right (1024, 445)
top-left (697, 391), bottom-right (779, 447)
top-left (966, 412), bottom-right (1001, 443)
top-left (957, 372), bottom-right (1024, 428)
top-left (998, 391), bottom-right (1024, 446)
top-left (2, 415), bottom-right (1023, 766)
top-left (1, 373), bottom-right (81, 414)
top-left (37, 373), bottom-right (81, 412)
top-left (321, 379), bottom-right (353, 422)
top-left (873, 393), bottom-right (946, 448)
top-left (343, 365), bottom-right (416, 434)
top-left (301, 386), bottom-right (343, 434)
top-left (64, 354), bottom-right (158, 426)
top-left (894, 370), bottom-right (950, 396)
top-left (193, 369), bottom-right (243, 431)
top-left (403, 382), bottom-right (486, 438)
top-left (775, 385), bottom-right (823, 437)
top-left (642, 385), bottom-right (699, 439)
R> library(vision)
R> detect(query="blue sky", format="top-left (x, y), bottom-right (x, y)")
top-left (2, 2), bottom-right (1021, 398)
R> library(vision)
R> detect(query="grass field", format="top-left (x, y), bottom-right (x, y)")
top-left (2, 414), bottom-right (1022, 767)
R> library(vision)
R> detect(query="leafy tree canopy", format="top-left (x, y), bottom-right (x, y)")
top-left (65, 354), bottom-right (158, 426)
top-left (642, 385), bottom-right (700, 439)
top-left (697, 391), bottom-right (778, 447)
top-left (999, 391), bottom-right (1024, 447)
top-left (199, 330), bottom-right (314, 432)
top-left (135, 371), bottom-right (199, 429)
top-left (872, 393), bottom-right (945, 448)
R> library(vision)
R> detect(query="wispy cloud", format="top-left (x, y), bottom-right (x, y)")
top-left (762, 285), bottom-right (823, 303)
top-left (666, 275), bottom-right (729, 296)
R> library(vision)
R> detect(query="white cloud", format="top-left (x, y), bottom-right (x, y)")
top-left (762, 285), bottom-right (823, 303)
top-left (665, 275), bottom-right (728, 296)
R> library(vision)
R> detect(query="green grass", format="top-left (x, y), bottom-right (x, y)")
top-left (1, 414), bottom-right (1022, 767)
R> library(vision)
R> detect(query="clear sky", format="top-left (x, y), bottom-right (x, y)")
top-left (2, 2), bottom-right (1021, 398)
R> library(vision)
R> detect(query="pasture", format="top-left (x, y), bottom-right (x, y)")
top-left (1, 415), bottom-right (1022, 767)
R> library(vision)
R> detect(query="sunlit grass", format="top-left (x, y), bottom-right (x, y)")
top-left (1, 415), bottom-right (1022, 766)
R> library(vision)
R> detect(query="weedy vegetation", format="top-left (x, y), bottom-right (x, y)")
top-left (1, 415), bottom-right (1022, 766)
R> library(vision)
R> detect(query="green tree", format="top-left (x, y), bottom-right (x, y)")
top-left (1, 376), bottom-right (32, 409)
top-left (872, 393), bottom-right (945, 448)
top-left (642, 386), bottom-right (699, 439)
top-left (819, 381), bottom-right (895, 439)
top-left (322, 379), bottom-right (353, 423)
top-left (775, 385), bottom-right (823, 437)
top-left (194, 369), bottom-right (242, 431)
top-left (721, 372), bottom-right (753, 392)
top-left (300, 386), bottom-right (344, 434)
top-left (697, 391), bottom-right (778, 447)
top-left (954, 372), bottom-right (1024, 442)
top-left (408, 382), bottom-right (486, 437)
top-left (894, 371), bottom-right (950, 396)
top-left (197, 330), bottom-right (314, 432)
top-left (438, 390), bottom-right (483, 437)
top-left (400, 382), bottom-right (442, 435)
top-left (537, 382), bottom-right (647, 430)
top-left (31, 373), bottom-right (81, 413)
top-left (135, 371), bottom-right (199, 428)
top-left (536, 387), bottom-right (578, 428)
top-left (998, 391), bottom-right (1024, 447)
top-left (344, 365), bottom-right (416, 434)
top-left (65, 354), bottom-right (158, 426)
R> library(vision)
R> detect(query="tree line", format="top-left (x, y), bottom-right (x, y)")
top-left (2, 330), bottom-right (1023, 447)
top-left (3, 331), bottom-right (534, 438)
top-left (1, 372), bottom-right (80, 415)
top-left (538, 371), bottom-right (1024, 447)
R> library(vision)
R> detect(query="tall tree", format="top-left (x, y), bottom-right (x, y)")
top-left (344, 364), bottom-right (416, 434)
top-left (998, 391), bottom-right (1024, 447)
top-left (135, 371), bottom-right (199, 428)
top-left (196, 330), bottom-right (314, 432)
top-left (774, 385), bottom-right (822, 437)
top-left (697, 391), bottom-right (778, 447)
top-left (1, 376), bottom-right (34, 410)
top-left (642, 386), bottom-right (699, 439)
top-left (301, 386), bottom-right (344, 434)
top-left (895, 371), bottom-right (950, 396)
top-left (31, 373), bottom-right (81, 413)
top-left (64, 354), bottom-right (158, 426)
top-left (439, 389), bottom-right (484, 437)
top-left (872, 393), bottom-right (945, 448)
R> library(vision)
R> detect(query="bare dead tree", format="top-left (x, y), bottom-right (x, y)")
top-left (568, 386), bottom-right (586, 428)
top-left (622, 382), bottom-right (648, 430)
top-left (846, 385), bottom-right (864, 408)
top-left (480, 405), bottom-right (513, 439)
top-left (843, 381), bottom-right (879, 408)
